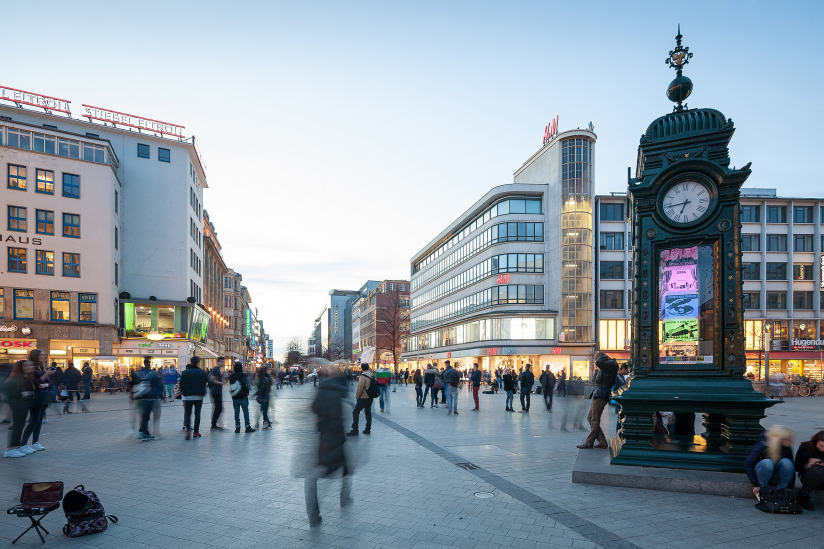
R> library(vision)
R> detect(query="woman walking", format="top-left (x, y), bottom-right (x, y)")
top-left (502, 369), bottom-right (515, 412)
top-left (255, 365), bottom-right (273, 430)
top-left (3, 360), bottom-right (36, 458)
top-left (229, 362), bottom-right (255, 433)
top-left (413, 368), bottom-right (423, 408)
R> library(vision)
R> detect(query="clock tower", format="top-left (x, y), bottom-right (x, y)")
top-left (612, 27), bottom-right (775, 472)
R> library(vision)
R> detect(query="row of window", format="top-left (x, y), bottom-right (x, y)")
top-left (7, 247), bottom-right (80, 276)
top-left (743, 262), bottom-right (820, 280)
top-left (189, 187), bottom-right (201, 218)
top-left (0, 289), bottom-right (97, 322)
top-left (741, 205), bottom-right (824, 224)
top-left (190, 280), bottom-right (201, 304)
top-left (411, 222), bottom-right (545, 291)
top-left (405, 317), bottom-right (556, 353)
top-left (7, 165), bottom-right (80, 198)
top-left (742, 233), bottom-right (823, 252)
top-left (743, 291), bottom-right (824, 310)
top-left (190, 217), bottom-right (201, 247)
top-left (190, 248), bottom-right (201, 276)
top-left (411, 285), bottom-right (545, 331)
top-left (600, 261), bottom-right (632, 279)
top-left (137, 143), bottom-right (170, 162)
top-left (412, 253), bottom-right (545, 310)
top-left (1, 127), bottom-right (108, 165)
top-left (412, 197), bottom-right (543, 274)
top-left (6, 207), bottom-right (81, 237)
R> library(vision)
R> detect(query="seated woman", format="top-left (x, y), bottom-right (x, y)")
top-left (794, 430), bottom-right (824, 511)
top-left (745, 425), bottom-right (796, 498)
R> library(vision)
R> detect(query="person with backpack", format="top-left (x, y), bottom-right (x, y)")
top-left (229, 362), bottom-right (255, 433)
top-left (469, 363), bottom-right (482, 411)
top-left (745, 425), bottom-right (796, 505)
top-left (518, 364), bottom-right (535, 413)
top-left (540, 366), bottom-right (556, 412)
top-left (132, 358), bottom-right (162, 441)
top-left (443, 361), bottom-right (460, 415)
top-left (502, 369), bottom-right (515, 412)
top-left (347, 363), bottom-right (376, 436)
top-left (375, 366), bottom-right (391, 412)
top-left (179, 356), bottom-right (208, 439)
top-left (423, 364), bottom-right (438, 408)
top-left (794, 430), bottom-right (824, 511)
top-left (209, 357), bottom-right (227, 431)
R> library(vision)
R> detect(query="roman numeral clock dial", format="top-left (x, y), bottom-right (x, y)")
top-left (661, 181), bottom-right (711, 224)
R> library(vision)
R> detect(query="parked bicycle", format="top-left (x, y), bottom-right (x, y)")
top-left (798, 380), bottom-right (821, 397)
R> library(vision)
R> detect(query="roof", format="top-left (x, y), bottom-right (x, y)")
top-left (640, 108), bottom-right (733, 144)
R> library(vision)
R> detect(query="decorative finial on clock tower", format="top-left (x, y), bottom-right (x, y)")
top-left (665, 24), bottom-right (694, 111)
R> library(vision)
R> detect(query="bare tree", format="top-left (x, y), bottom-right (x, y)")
top-left (376, 297), bottom-right (409, 372)
top-left (284, 336), bottom-right (305, 366)
top-left (329, 338), bottom-right (348, 362)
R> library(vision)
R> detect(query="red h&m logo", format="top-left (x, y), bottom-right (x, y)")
top-left (551, 347), bottom-right (562, 355)
top-left (487, 348), bottom-right (499, 356)
top-left (496, 274), bottom-right (511, 284)
top-left (543, 115), bottom-right (559, 145)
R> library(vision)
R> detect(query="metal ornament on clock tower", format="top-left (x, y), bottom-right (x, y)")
top-left (612, 27), bottom-right (775, 472)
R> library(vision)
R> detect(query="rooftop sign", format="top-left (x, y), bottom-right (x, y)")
top-left (543, 115), bottom-right (559, 145)
top-left (82, 104), bottom-right (185, 137)
top-left (0, 85), bottom-right (71, 114)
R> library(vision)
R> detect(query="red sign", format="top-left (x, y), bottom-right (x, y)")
top-left (82, 104), bottom-right (185, 137)
top-left (0, 85), bottom-right (71, 114)
top-left (543, 115), bottom-right (559, 145)
top-left (446, 352), bottom-right (451, 358)
top-left (496, 274), bottom-right (511, 284)
top-left (487, 348), bottom-right (499, 356)
top-left (551, 347), bottom-right (562, 355)
top-left (0, 340), bottom-right (34, 348)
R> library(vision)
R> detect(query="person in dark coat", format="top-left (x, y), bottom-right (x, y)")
top-left (793, 430), bottom-right (824, 511)
top-left (577, 353), bottom-right (619, 449)
top-left (304, 367), bottom-right (351, 525)
top-left (61, 362), bottom-right (86, 413)
top-left (540, 366), bottom-right (556, 412)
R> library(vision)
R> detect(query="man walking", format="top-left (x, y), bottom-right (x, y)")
top-left (347, 364), bottom-right (376, 436)
top-left (518, 364), bottom-right (535, 413)
top-left (577, 353), bottom-right (619, 449)
top-left (375, 366), bottom-right (391, 412)
top-left (180, 356), bottom-right (208, 439)
top-left (423, 364), bottom-right (438, 408)
top-left (540, 366), bottom-right (556, 412)
top-left (62, 362), bottom-right (83, 413)
top-left (132, 358), bottom-right (162, 441)
top-left (209, 357), bottom-right (227, 431)
top-left (469, 363), bottom-right (482, 411)
top-left (81, 362), bottom-right (93, 399)
top-left (444, 361), bottom-right (460, 415)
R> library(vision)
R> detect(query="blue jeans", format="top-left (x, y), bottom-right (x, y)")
top-left (505, 390), bottom-right (514, 409)
top-left (423, 385), bottom-right (432, 406)
top-left (232, 397), bottom-right (250, 427)
top-left (415, 386), bottom-right (423, 406)
top-left (755, 458), bottom-right (794, 489)
top-left (447, 385), bottom-right (458, 412)
top-left (83, 380), bottom-right (91, 399)
top-left (379, 385), bottom-right (390, 411)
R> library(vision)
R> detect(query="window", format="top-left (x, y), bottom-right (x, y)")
top-left (7, 206), bottom-right (26, 232)
top-left (766, 292), bottom-right (787, 309)
top-left (794, 263), bottom-right (813, 280)
top-left (8, 164), bottom-right (26, 190)
top-left (600, 203), bottom-right (623, 221)
top-left (33, 133), bottom-right (56, 155)
top-left (8, 247), bottom-right (26, 272)
top-left (767, 206), bottom-right (787, 223)
top-left (115, 226), bottom-right (119, 250)
top-left (63, 213), bottom-right (80, 238)
top-left (36, 210), bottom-right (54, 234)
top-left (742, 262), bottom-right (760, 280)
top-left (79, 293), bottom-right (97, 322)
top-left (766, 262), bottom-right (786, 280)
top-left (599, 232), bottom-right (623, 250)
top-left (400, 284), bottom-right (406, 291)
top-left (115, 190), bottom-right (118, 214)
top-left (794, 206), bottom-right (813, 223)
top-left (742, 234), bottom-right (760, 251)
top-left (36, 250), bottom-right (54, 275)
top-left (13, 289), bottom-right (34, 320)
top-left (389, 283), bottom-right (396, 291)
top-left (36, 169), bottom-right (54, 194)
top-left (62, 173), bottom-right (80, 198)
top-left (57, 138), bottom-right (80, 159)
top-left (115, 262), bottom-right (118, 285)
top-left (158, 148), bottom-right (170, 163)
top-left (793, 291), bottom-right (813, 310)
top-left (600, 261), bottom-right (624, 279)
top-left (767, 234), bottom-right (787, 251)
top-left (741, 205), bottom-right (760, 223)
top-left (83, 143), bottom-right (105, 164)
top-left (742, 292), bottom-right (760, 310)
top-left (600, 290), bottom-right (623, 309)
top-left (137, 143), bottom-right (150, 159)
top-left (7, 129), bottom-right (31, 150)
top-left (51, 291), bottom-right (70, 321)
top-left (794, 234), bottom-right (813, 252)
top-left (63, 253), bottom-right (80, 277)
top-left (628, 261), bottom-right (633, 277)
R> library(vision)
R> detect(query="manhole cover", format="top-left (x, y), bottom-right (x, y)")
top-left (456, 462), bottom-right (480, 470)
top-left (474, 492), bottom-right (494, 498)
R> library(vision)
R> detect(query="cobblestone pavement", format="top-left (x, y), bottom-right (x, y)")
top-left (0, 384), bottom-right (821, 548)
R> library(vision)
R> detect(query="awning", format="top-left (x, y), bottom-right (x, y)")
top-left (763, 351), bottom-right (823, 360)
top-left (194, 347), bottom-right (219, 359)
top-left (604, 351), bottom-right (630, 360)
top-left (92, 356), bottom-right (118, 361)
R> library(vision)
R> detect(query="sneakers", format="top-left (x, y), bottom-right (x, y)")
top-left (472, 408), bottom-right (478, 411)
top-left (18, 445), bottom-right (36, 455)
top-left (362, 429), bottom-right (371, 435)
top-left (263, 424), bottom-right (272, 430)
top-left (448, 410), bottom-right (452, 415)
top-left (31, 443), bottom-right (46, 451)
top-left (4, 449), bottom-right (25, 458)
top-left (454, 411), bottom-right (459, 415)
top-left (346, 430), bottom-right (359, 436)
top-left (0, 419), bottom-right (10, 424)
top-left (235, 427), bottom-right (241, 433)
top-left (41, 418), bottom-right (48, 424)
top-left (185, 429), bottom-right (192, 440)
top-left (576, 444), bottom-right (593, 449)
top-left (245, 426), bottom-right (256, 433)
top-left (210, 425), bottom-right (225, 431)
top-left (140, 433), bottom-right (155, 441)
top-left (193, 431), bottom-right (201, 438)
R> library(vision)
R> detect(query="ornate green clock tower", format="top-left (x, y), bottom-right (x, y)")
top-left (612, 28), bottom-right (775, 472)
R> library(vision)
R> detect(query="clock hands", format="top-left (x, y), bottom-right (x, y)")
top-left (679, 199), bottom-right (691, 215)
top-left (664, 200), bottom-right (689, 209)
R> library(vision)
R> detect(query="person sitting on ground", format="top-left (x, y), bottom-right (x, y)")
top-left (794, 430), bottom-right (824, 511)
top-left (745, 425), bottom-right (796, 499)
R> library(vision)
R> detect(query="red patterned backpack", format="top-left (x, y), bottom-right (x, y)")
top-left (61, 485), bottom-right (118, 537)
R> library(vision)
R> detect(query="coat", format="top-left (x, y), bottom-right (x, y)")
top-left (794, 441), bottom-right (824, 479)
top-left (355, 371), bottom-right (374, 400)
top-left (311, 375), bottom-right (349, 476)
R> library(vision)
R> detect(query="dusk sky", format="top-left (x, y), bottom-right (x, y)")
top-left (5, 1), bottom-right (821, 355)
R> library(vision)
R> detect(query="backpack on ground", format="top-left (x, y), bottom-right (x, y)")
top-left (363, 374), bottom-right (380, 399)
top-left (756, 487), bottom-right (802, 514)
top-left (62, 485), bottom-right (118, 538)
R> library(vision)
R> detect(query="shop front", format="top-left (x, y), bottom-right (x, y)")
top-left (745, 350), bottom-right (824, 381)
top-left (0, 338), bottom-right (38, 365)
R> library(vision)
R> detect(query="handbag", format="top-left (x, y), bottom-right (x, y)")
top-left (35, 390), bottom-right (52, 407)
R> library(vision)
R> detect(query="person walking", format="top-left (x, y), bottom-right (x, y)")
top-left (423, 364), bottom-right (437, 408)
top-left (469, 363), bottom-right (482, 411)
top-left (81, 362), bottom-right (93, 399)
top-left (540, 366), bottom-right (556, 412)
top-left (132, 358), bottom-right (162, 441)
top-left (255, 365), bottom-right (273, 429)
top-left (577, 353), bottom-right (619, 449)
top-left (557, 369), bottom-right (567, 397)
top-left (312, 367), bottom-right (318, 387)
top-left (502, 369), bottom-right (515, 412)
top-left (48, 362), bottom-right (62, 406)
top-left (413, 368), bottom-right (424, 408)
top-left (229, 362), bottom-right (255, 433)
top-left (3, 360), bottom-right (36, 458)
top-left (794, 430), bottom-right (824, 511)
top-left (180, 356), bottom-right (208, 439)
top-left (209, 357), bottom-right (227, 430)
top-left (61, 362), bottom-right (85, 413)
top-left (20, 350), bottom-right (52, 453)
top-left (303, 366), bottom-right (351, 526)
top-left (375, 366), bottom-right (391, 412)
top-left (347, 363), bottom-right (376, 436)
top-left (443, 361), bottom-right (459, 415)
top-left (163, 365), bottom-right (180, 401)
top-left (518, 364), bottom-right (535, 413)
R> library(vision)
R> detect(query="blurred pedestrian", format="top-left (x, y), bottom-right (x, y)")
top-left (162, 365), bottom-right (180, 400)
top-left (469, 363), bottom-right (482, 411)
top-left (745, 425), bottom-right (795, 497)
top-left (132, 357), bottom-right (162, 441)
top-left (0, 361), bottom-right (11, 424)
top-left (180, 356), bottom-right (208, 439)
top-left (229, 362), bottom-right (254, 433)
top-left (81, 362), bottom-right (93, 399)
top-left (255, 365), bottom-right (273, 430)
top-left (3, 360), bottom-right (36, 458)
top-left (209, 357), bottom-right (227, 430)
top-left (577, 353), bottom-right (618, 449)
top-left (347, 363), bottom-right (375, 436)
top-left (794, 430), bottom-right (824, 511)
top-left (557, 369), bottom-right (567, 397)
top-left (540, 366), bottom-right (556, 412)
top-left (423, 364), bottom-right (438, 408)
top-left (62, 362), bottom-right (86, 413)
top-left (518, 364), bottom-right (535, 413)
top-left (444, 361), bottom-right (460, 415)
top-left (375, 366), bottom-right (391, 412)
top-left (20, 350), bottom-right (51, 453)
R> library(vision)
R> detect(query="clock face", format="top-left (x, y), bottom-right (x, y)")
top-left (661, 181), bottom-right (711, 224)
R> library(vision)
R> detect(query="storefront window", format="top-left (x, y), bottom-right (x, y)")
top-left (51, 291), bottom-right (70, 321)
top-left (571, 359), bottom-right (590, 380)
top-left (744, 320), bottom-right (764, 351)
top-left (599, 319), bottom-right (629, 350)
top-left (158, 306), bottom-right (175, 334)
top-left (79, 293), bottom-right (97, 322)
top-left (135, 305), bottom-right (152, 333)
top-left (770, 320), bottom-right (789, 350)
top-left (13, 289), bottom-right (34, 320)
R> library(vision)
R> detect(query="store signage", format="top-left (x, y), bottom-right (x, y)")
top-left (158, 343), bottom-right (172, 348)
top-left (496, 274), bottom-right (511, 284)
top-left (138, 342), bottom-right (152, 348)
top-left (551, 347), bottom-right (562, 355)
top-left (77, 348), bottom-right (88, 353)
top-left (0, 340), bottom-right (35, 348)
top-left (0, 85), bottom-right (71, 114)
top-left (82, 104), bottom-right (185, 137)
top-left (244, 309), bottom-right (251, 337)
top-left (792, 338), bottom-right (823, 348)
top-left (0, 324), bottom-right (18, 332)
top-left (21, 327), bottom-right (31, 336)
top-left (543, 115), bottom-right (559, 145)
top-left (0, 235), bottom-right (43, 245)
top-left (820, 256), bottom-right (824, 289)
top-left (487, 348), bottom-right (499, 355)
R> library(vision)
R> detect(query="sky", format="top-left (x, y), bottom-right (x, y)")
top-left (4, 1), bottom-right (822, 356)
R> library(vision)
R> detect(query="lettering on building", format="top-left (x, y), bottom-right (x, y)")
top-left (543, 115), bottom-right (559, 145)
top-left (0, 85), bottom-right (71, 114)
top-left (82, 104), bottom-right (185, 137)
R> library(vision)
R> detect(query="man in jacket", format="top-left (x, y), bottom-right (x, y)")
top-left (518, 364), bottom-right (535, 413)
top-left (539, 366), bottom-right (556, 412)
top-left (423, 364), bottom-right (438, 408)
top-left (80, 362), bottom-right (93, 399)
top-left (443, 361), bottom-right (459, 414)
top-left (469, 363), bottom-right (482, 411)
top-left (577, 353), bottom-right (619, 449)
top-left (180, 356), bottom-right (208, 439)
top-left (209, 357), bottom-right (227, 430)
top-left (347, 364), bottom-right (375, 436)
top-left (132, 358), bottom-right (162, 441)
top-left (62, 362), bottom-right (84, 413)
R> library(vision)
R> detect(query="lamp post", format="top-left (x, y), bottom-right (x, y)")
top-left (763, 323), bottom-right (771, 386)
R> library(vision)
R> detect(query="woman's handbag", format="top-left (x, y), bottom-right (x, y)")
top-left (35, 390), bottom-right (52, 407)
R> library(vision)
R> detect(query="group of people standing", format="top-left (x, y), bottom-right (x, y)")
top-left (2, 350), bottom-right (54, 457)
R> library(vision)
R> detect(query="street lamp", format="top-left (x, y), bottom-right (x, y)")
top-left (763, 322), bottom-right (771, 384)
